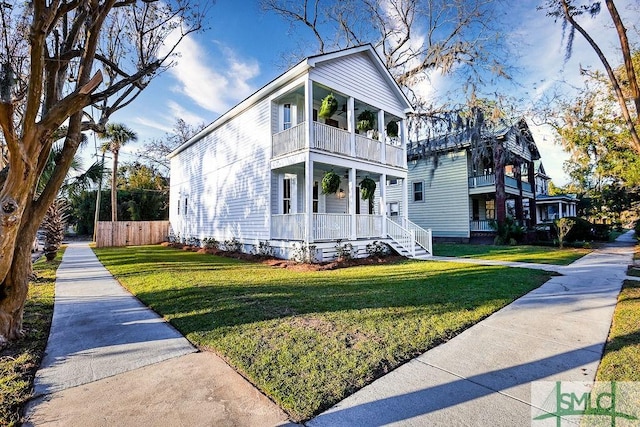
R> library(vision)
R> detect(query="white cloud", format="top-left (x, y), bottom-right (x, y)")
top-left (160, 33), bottom-right (260, 114)
top-left (166, 101), bottom-right (207, 126)
top-left (132, 116), bottom-right (174, 134)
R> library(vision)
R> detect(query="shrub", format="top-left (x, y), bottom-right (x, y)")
top-left (252, 240), bottom-right (274, 257)
top-left (489, 217), bottom-right (524, 245)
top-left (366, 240), bottom-right (391, 258)
top-left (564, 217), bottom-right (593, 242)
top-left (335, 240), bottom-right (355, 261)
top-left (292, 243), bottom-right (317, 263)
top-left (202, 237), bottom-right (219, 250)
top-left (223, 237), bottom-right (241, 252)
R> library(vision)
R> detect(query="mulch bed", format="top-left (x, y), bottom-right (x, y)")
top-left (161, 242), bottom-right (403, 271)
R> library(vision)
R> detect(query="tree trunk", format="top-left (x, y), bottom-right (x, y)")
top-left (0, 236), bottom-right (34, 345)
top-left (111, 149), bottom-right (119, 222)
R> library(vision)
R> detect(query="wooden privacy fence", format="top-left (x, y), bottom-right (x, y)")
top-left (96, 221), bottom-right (170, 248)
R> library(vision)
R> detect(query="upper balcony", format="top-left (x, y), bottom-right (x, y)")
top-left (272, 121), bottom-right (406, 168)
top-left (468, 173), bottom-right (533, 193)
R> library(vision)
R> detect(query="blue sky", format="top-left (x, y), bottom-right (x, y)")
top-left (100, 0), bottom-right (637, 186)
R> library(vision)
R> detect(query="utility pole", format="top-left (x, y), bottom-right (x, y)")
top-left (93, 151), bottom-right (105, 242)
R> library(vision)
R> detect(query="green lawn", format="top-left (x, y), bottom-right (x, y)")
top-left (94, 245), bottom-right (554, 421)
top-left (0, 250), bottom-right (62, 427)
top-left (596, 280), bottom-right (640, 381)
top-left (433, 243), bottom-right (590, 265)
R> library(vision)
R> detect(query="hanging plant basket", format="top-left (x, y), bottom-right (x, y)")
top-left (386, 121), bottom-right (398, 137)
top-left (357, 110), bottom-right (376, 132)
top-left (322, 171), bottom-right (341, 195)
top-left (319, 93), bottom-right (338, 119)
top-left (360, 176), bottom-right (377, 201)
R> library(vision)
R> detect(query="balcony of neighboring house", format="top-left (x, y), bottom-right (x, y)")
top-left (271, 83), bottom-right (406, 170)
top-left (467, 173), bottom-right (533, 194)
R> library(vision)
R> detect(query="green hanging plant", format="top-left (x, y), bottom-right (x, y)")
top-left (360, 176), bottom-right (377, 201)
top-left (322, 170), bottom-right (341, 195)
top-left (319, 93), bottom-right (338, 119)
top-left (357, 110), bottom-right (376, 132)
top-left (386, 121), bottom-right (398, 137)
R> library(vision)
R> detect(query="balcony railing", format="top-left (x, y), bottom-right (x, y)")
top-left (272, 123), bottom-right (306, 158)
top-left (313, 123), bottom-right (351, 155)
top-left (468, 174), bottom-right (496, 188)
top-left (469, 174), bottom-right (532, 193)
top-left (272, 121), bottom-right (404, 167)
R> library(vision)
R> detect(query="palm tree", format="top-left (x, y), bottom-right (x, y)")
top-left (99, 123), bottom-right (138, 222)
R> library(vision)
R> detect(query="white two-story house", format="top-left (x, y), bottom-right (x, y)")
top-left (169, 45), bottom-right (432, 260)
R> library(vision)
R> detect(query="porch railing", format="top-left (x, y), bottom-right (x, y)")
top-left (386, 218), bottom-right (414, 256)
top-left (271, 213), bottom-right (306, 240)
top-left (356, 214), bottom-right (383, 238)
top-left (313, 213), bottom-right (352, 241)
top-left (470, 219), bottom-right (494, 232)
top-left (392, 217), bottom-right (432, 254)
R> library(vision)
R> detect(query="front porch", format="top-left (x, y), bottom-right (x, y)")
top-left (271, 213), bottom-right (384, 241)
top-left (270, 213), bottom-right (432, 260)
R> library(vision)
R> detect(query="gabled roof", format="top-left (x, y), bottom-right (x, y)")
top-left (407, 117), bottom-right (541, 161)
top-left (535, 161), bottom-right (550, 179)
top-left (169, 44), bottom-right (413, 158)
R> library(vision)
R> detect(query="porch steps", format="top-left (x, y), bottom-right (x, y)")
top-left (387, 241), bottom-right (431, 260)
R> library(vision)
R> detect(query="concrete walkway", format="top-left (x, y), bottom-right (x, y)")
top-left (308, 231), bottom-right (636, 426)
top-left (24, 242), bottom-right (289, 427)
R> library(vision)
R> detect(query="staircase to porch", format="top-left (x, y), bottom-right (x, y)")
top-left (386, 217), bottom-right (433, 260)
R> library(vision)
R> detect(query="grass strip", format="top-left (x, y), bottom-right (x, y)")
top-left (94, 245), bottom-right (554, 421)
top-left (433, 243), bottom-right (590, 265)
top-left (0, 250), bottom-right (63, 426)
top-left (596, 279), bottom-right (640, 381)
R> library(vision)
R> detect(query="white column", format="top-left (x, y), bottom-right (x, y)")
top-left (400, 119), bottom-right (408, 168)
top-left (348, 97), bottom-right (355, 157)
top-left (402, 178), bottom-right (409, 221)
top-left (349, 168), bottom-right (357, 240)
top-left (305, 77), bottom-right (314, 148)
top-left (305, 158), bottom-right (314, 243)
top-left (378, 110), bottom-right (386, 164)
top-left (380, 174), bottom-right (387, 237)
top-left (558, 201), bottom-right (563, 219)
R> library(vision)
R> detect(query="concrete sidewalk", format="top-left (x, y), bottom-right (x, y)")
top-left (24, 242), bottom-right (289, 426)
top-left (308, 231), bottom-right (636, 426)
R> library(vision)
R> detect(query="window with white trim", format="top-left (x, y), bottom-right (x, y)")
top-left (413, 181), bottom-right (424, 202)
top-left (387, 202), bottom-right (399, 216)
top-left (283, 103), bottom-right (291, 130)
top-left (283, 178), bottom-right (291, 213)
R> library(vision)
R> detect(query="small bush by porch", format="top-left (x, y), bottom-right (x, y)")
top-left (93, 245), bottom-right (553, 421)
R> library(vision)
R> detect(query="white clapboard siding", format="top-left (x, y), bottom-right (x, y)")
top-left (311, 52), bottom-right (405, 116)
top-left (169, 99), bottom-right (271, 242)
top-left (387, 151), bottom-right (470, 238)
